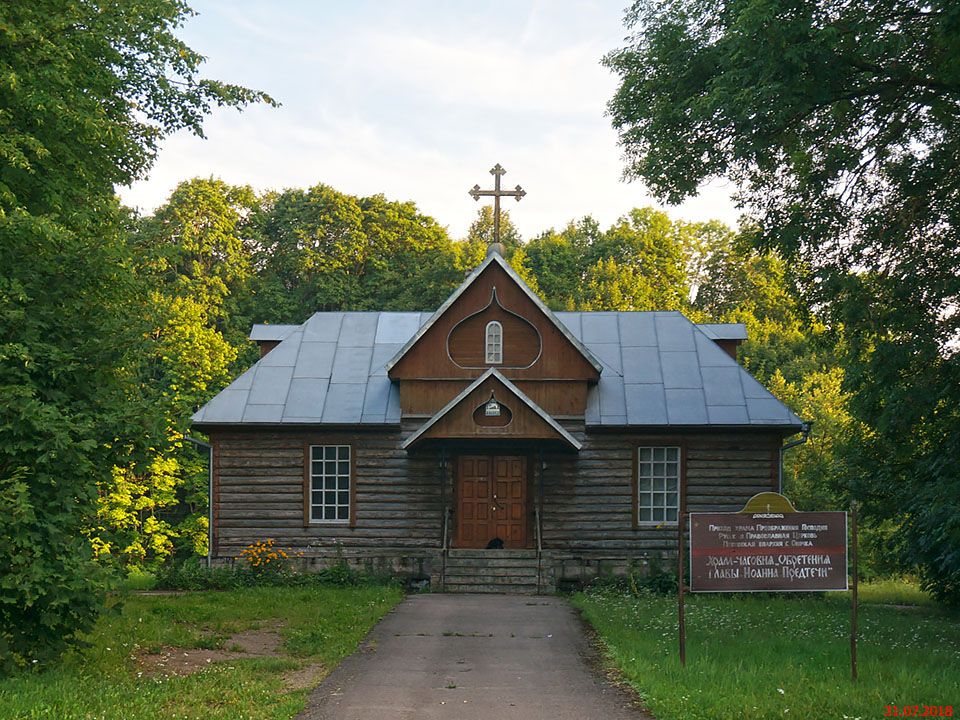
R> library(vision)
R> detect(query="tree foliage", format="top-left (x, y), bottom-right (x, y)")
top-left (524, 208), bottom-right (697, 311)
top-left (247, 185), bottom-right (461, 320)
top-left (605, 0), bottom-right (960, 602)
top-left (0, 0), bottom-right (271, 668)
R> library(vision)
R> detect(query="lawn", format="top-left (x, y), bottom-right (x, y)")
top-left (0, 585), bottom-right (403, 720)
top-left (572, 581), bottom-right (960, 720)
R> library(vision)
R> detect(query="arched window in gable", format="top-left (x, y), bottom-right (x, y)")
top-left (485, 321), bottom-right (503, 364)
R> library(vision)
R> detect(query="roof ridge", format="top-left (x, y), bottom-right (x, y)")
top-left (279, 328), bottom-right (306, 421)
top-left (649, 308), bottom-right (669, 423)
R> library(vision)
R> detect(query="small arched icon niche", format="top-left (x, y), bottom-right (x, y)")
top-left (448, 287), bottom-right (541, 368)
top-left (472, 396), bottom-right (513, 427)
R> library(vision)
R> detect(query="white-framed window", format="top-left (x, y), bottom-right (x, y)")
top-left (485, 321), bottom-right (503, 364)
top-left (309, 445), bottom-right (351, 523)
top-left (637, 446), bottom-right (680, 523)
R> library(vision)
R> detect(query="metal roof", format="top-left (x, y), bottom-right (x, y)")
top-left (696, 323), bottom-right (748, 341)
top-left (192, 310), bottom-right (803, 430)
top-left (249, 324), bottom-right (300, 342)
top-left (553, 311), bottom-right (800, 428)
top-left (401, 368), bottom-right (582, 450)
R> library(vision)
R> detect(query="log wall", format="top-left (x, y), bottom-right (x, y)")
top-left (208, 423), bottom-right (782, 585)
top-left (538, 424), bottom-right (780, 583)
top-left (540, 424), bottom-right (779, 550)
top-left (211, 427), bottom-right (445, 579)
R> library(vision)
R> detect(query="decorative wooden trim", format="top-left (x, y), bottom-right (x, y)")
top-left (402, 368), bottom-right (582, 450)
top-left (631, 446), bottom-right (639, 530)
top-left (445, 287), bottom-right (543, 369)
top-left (349, 445), bottom-right (357, 529)
top-left (387, 253), bottom-right (603, 377)
top-left (302, 440), bottom-right (310, 528)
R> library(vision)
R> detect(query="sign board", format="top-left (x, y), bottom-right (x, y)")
top-left (689, 493), bottom-right (848, 592)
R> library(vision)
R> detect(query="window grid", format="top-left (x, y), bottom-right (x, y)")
top-left (637, 446), bottom-right (680, 523)
top-left (310, 445), bottom-right (351, 523)
top-left (485, 321), bottom-right (503, 364)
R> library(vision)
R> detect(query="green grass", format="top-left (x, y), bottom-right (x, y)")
top-left (0, 585), bottom-right (403, 720)
top-left (572, 581), bottom-right (960, 720)
top-left (858, 577), bottom-right (935, 606)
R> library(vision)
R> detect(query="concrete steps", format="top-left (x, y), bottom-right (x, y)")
top-left (442, 549), bottom-right (542, 594)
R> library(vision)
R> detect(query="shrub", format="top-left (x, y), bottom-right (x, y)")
top-left (580, 554), bottom-right (679, 596)
top-left (154, 559), bottom-right (247, 591)
top-left (0, 472), bottom-right (106, 673)
top-left (154, 541), bottom-right (395, 591)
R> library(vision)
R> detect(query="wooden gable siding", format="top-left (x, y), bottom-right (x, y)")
top-left (538, 424), bottom-right (780, 553)
top-left (399, 379), bottom-right (589, 418)
top-left (408, 374), bottom-right (575, 446)
top-left (389, 262), bottom-right (599, 382)
top-left (211, 427), bottom-right (444, 558)
top-left (714, 338), bottom-right (740, 360)
top-left (256, 340), bottom-right (280, 358)
top-left (447, 292), bottom-right (540, 368)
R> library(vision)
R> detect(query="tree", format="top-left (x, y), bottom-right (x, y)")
top-left (693, 238), bottom-right (815, 382)
top-left (466, 205), bottom-right (523, 248)
top-left (89, 179), bottom-right (256, 569)
top-left (0, 0), bottom-right (271, 668)
top-left (0, 204), bottom-right (137, 670)
top-left (248, 185), bottom-right (461, 319)
top-left (579, 258), bottom-right (653, 311)
top-left (354, 194), bottom-right (462, 310)
top-left (605, 0), bottom-right (960, 602)
top-left (588, 208), bottom-right (691, 310)
top-left (524, 219), bottom-right (598, 309)
top-left (524, 208), bottom-right (692, 312)
top-left (137, 178), bottom-right (256, 314)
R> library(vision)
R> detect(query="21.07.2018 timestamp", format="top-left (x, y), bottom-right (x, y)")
top-left (884, 707), bottom-right (952, 717)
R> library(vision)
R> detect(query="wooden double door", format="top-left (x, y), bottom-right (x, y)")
top-left (455, 455), bottom-right (529, 549)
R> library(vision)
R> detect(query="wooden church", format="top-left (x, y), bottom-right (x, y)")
top-left (192, 170), bottom-right (804, 593)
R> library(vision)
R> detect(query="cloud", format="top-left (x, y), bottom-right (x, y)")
top-left (119, 0), bottom-right (740, 239)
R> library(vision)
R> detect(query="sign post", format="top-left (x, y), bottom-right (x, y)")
top-left (678, 512), bottom-right (686, 667)
top-left (851, 501), bottom-right (859, 682)
top-left (682, 492), bottom-right (854, 679)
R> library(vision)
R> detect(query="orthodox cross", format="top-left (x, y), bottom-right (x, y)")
top-left (469, 163), bottom-right (526, 245)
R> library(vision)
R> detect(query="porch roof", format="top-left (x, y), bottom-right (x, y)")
top-left (402, 368), bottom-right (582, 451)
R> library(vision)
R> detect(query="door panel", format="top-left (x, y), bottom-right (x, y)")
top-left (456, 455), bottom-right (527, 548)
top-left (455, 456), bottom-right (491, 548)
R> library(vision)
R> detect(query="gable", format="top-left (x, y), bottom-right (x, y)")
top-left (402, 369), bottom-right (581, 450)
top-left (388, 253), bottom-right (601, 382)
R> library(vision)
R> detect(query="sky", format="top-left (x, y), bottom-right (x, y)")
top-left (119, 0), bottom-right (741, 240)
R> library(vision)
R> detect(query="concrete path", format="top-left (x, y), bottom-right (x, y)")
top-left (297, 594), bottom-right (648, 720)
